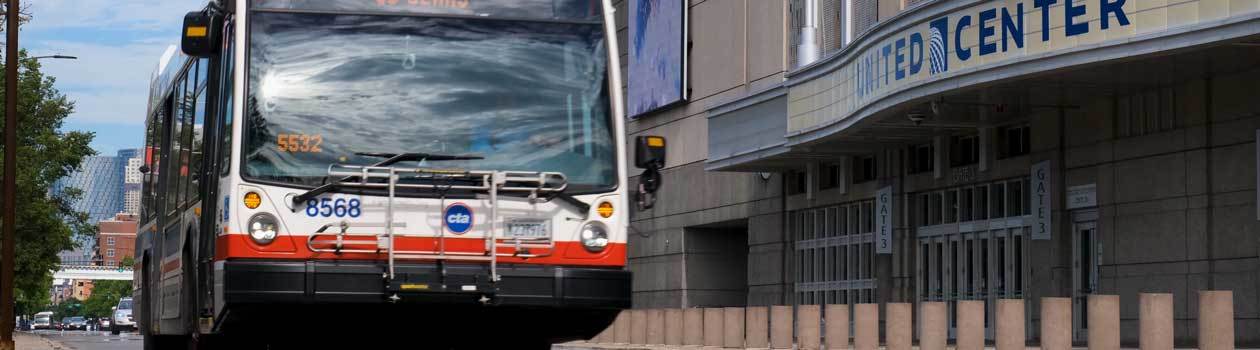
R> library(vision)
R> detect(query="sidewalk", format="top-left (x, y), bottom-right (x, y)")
top-left (15, 332), bottom-right (65, 350)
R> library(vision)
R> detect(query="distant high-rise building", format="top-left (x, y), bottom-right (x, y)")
top-left (53, 151), bottom-right (133, 263)
top-left (123, 153), bottom-right (143, 215)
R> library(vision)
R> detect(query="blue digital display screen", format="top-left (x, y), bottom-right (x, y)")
top-left (627, 0), bottom-right (686, 118)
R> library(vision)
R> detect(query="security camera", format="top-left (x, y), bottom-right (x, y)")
top-left (907, 112), bottom-right (927, 125)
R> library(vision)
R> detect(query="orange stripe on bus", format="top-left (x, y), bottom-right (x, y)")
top-left (213, 234), bottom-right (626, 267)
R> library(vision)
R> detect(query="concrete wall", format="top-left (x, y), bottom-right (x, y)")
top-left (619, 0), bottom-right (791, 308)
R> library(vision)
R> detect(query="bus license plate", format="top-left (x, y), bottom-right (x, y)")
top-left (506, 220), bottom-right (549, 238)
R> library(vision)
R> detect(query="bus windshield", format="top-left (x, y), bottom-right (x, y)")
top-left (245, 11), bottom-right (616, 192)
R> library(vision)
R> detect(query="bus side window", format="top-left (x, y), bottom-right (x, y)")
top-left (219, 23), bottom-right (234, 177)
top-left (178, 60), bottom-right (199, 207)
top-left (165, 72), bottom-right (189, 217)
top-left (187, 58), bottom-right (208, 205)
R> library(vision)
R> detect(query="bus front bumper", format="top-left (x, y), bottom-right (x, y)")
top-left (218, 259), bottom-right (631, 309)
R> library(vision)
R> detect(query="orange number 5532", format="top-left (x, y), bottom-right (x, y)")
top-left (276, 133), bottom-right (323, 153)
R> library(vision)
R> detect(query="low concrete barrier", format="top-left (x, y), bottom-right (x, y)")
top-left (746, 306), bottom-right (769, 348)
top-left (684, 308), bottom-right (704, 346)
top-left (920, 302), bottom-right (946, 350)
top-left (1199, 291), bottom-right (1234, 350)
top-left (956, 300), bottom-right (984, 350)
top-left (1140, 293), bottom-right (1172, 350)
top-left (587, 290), bottom-right (1238, 349)
top-left (799, 305), bottom-right (821, 350)
top-left (704, 308), bottom-right (724, 347)
top-left (886, 303), bottom-right (911, 350)
top-left (854, 303), bottom-right (878, 350)
top-left (1041, 297), bottom-right (1072, 350)
top-left (996, 299), bottom-right (1024, 350)
top-left (1089, 295), bottom-right (1120, 350)
top-left (664, 308), bottom-right (683, 346)
top-left (770, 305), bottom-right (793, 349)
top-left (724, 307), bottom-right (745, 349)
top-left (825, 304), bottom-right (849, 350)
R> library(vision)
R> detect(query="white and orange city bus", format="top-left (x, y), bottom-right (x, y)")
top-left (133, 1), bottom-right (665, 348)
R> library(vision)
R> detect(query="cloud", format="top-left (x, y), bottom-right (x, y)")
top-left (32, 39), bottom-right (173, 125)
top-left (25, 0), bottom-right (204, 31)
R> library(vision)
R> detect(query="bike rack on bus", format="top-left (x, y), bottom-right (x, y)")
top-left (303, 164), bottom-right (570, 286)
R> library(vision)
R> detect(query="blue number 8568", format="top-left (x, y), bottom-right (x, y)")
top-left (306, 198), bottom-right (361, 218)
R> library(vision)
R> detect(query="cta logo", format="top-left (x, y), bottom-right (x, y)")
top-left (444, 203), bottom-right (474, 235)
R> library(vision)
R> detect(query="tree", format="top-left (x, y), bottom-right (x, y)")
top-left (52, 298), bottom-right (82, 319)
top-left (1, 50), bottom-right (97, 317)
top-left (83, 280), bottom-right (130, 319)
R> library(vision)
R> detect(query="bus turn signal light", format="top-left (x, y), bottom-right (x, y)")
top-left (243, 192), bottom-right (262, 209)
top-left (597, 202), bottom-right (614, 218)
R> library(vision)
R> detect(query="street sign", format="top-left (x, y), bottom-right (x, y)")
top-left (876, 186), bottom-right (893, 254)
top-left (1031, 161), bottom-right (1052, 240)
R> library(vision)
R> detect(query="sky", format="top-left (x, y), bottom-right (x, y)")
top-left (25, 0), bottom-right (205, 156)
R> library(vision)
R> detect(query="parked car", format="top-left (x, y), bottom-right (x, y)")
top-left (65, 316), bottom-right (87, 331)
top-left (31, 312), bottom-right (52, 330)
top-left (111, 297), bottom-right (134, 335)
top-left (55, 317), bottom-right (67, 330)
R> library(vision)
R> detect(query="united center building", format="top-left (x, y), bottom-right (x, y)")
top-left (620, 0), bottom-right (1260, 344)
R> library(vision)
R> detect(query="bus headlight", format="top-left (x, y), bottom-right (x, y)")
top-left (247, 213), bottom-right (279, 245)
top-left (579, 222), bottom-right (609, 252)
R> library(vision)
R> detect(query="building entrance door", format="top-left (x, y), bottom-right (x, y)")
top-left (1072, 216), bottom-right (1099, 341)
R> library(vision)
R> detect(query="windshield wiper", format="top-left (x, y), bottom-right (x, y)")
top-left (549, 190), bottom-right (591, 214)
top-left (290, 151), bottom-right (484, 208)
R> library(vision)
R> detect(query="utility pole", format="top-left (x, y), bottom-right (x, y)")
top-left (1, 0), bottom-right (18, 347)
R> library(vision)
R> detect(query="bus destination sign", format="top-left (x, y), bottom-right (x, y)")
top-left (253, 0), bottom-right (601, 21)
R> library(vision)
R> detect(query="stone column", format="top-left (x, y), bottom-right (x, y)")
top-left (920, 302), bottom-right (947, 350)
top-left (1140, 293), bottom-right (1173, 350)
top-left (996, 299), bottom-right (1025, 350)
top-left (1088, 295), bottom-right (1120, 350)
top-left (614, 310), bottom-right (631, 344)
top-left (957, 300), bottom-right (985, 350)
top-left (825, 304), bottom-right (850, 350)
top-left (630, 309), bottom-right (647, 344)
top-left (1199, 291), bottom-right (1234, 350)
top-left (1041, 297), bottom-right (1072, 350)
top-left (646, 309), bottom-right (665, 345)
top-left (854, 304), bottom-right (878, 350)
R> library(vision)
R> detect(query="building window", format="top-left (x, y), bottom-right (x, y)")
top-left (107, 249), bottom-right (115, 258)
top-left (1000, 125), bottom-right (1031, 158)
top-left (791, 199), bottom-right (878, 306)
top-left (853, 155), bottom-right (876, 183)
top-left (908, 143), bottom-right (933, 174)
top-left (107, 237), bottom-right (116, 246)
top-left (819, 164), bottom-right (840, 190)
top-left (788, 170), bottom-right (808, 195)
top-left (950, 135), bottom-right (979, 167)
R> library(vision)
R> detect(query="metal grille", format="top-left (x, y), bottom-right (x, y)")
top-left (820, 0), bottom-right (843, 54)
top-left (788, 0), bottom-right (805, 68)
top-left (791, 200), bottom-right (878, 306)
top-left (852, 0), bottom-right (879, 35)
top-left (904, 0), bottom-right (931, 8)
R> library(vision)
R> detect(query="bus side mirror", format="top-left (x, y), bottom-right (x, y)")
top-left (138, 165), bottom-right (150, 174)
top-left (181, 11), bottom-right (223, 57)
top-left (635, 136), bottom-right (666, 210)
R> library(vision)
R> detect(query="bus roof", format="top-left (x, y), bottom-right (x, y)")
top-left (146, 44), bottom-right (191, 118)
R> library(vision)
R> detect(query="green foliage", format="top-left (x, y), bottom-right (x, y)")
top-left (1, 50), bottom-right (97, 315)
top-left (52, 298), bottom-right (83, 319)
top-left (120, 255), bottom-right (135, 269)
top-left (83, 280), bottom-right (131, 319)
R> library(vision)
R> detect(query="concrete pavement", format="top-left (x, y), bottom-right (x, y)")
top-left (15, 332), bottom-right (65, 350)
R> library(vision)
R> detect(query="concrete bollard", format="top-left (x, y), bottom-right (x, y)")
top-left (920, 302), bottom-right (947, 350)
top-left (684, 308), bottom-right (704, 346)
top-left (1140, 293), bottom-right (1173, 350)
top-left (630, 309), bottom-right (647, 345)
top-left (799, 305), bottom-right (822, 350)
top-left (613, 310), bottom-right (631, 344)
top-left (646, 309), bottom-right (665, 345)
top-left (996, 299), bottom-right (1025, 350)
top-left (1041, 298), bottom-right (1072, 350)
top-left (704, 308), bottom-right (724, 347)
top-left (594, 320), bottom-right (613, 343)
top-left (886, 303), bottom-right (912, 350)
top-left (1199, 291), bottom-right (1234, 350)
top-left (1088, 295), bottom-right (1120, 350)
top-left (770, 305), bottom-right (793, 349)
top-left (854, 304), bottom-right (878, 350)
top-left (956, 300), bottom-right (985, 350)
top-left (746, 306), bottom-right (770, 348)
top-left (664, 308), bottom-right (684, 346)
top-left (724, 307), bottom-right (745, 349)
top-left (825, 304), bottom-right (849, 350)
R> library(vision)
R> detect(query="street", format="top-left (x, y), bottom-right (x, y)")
top-left (27, 330), bottom-right (141, 350)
